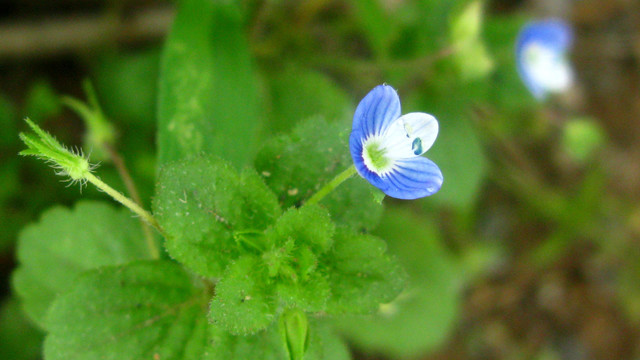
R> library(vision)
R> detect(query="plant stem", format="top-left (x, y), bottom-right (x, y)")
top-left (85, 172), bottom-right (162, 259)
top-left (305, 165), bottom-right (357, 206)
top-left (105, 144), bottom-right (157, 258)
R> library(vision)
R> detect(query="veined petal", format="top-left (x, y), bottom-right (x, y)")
top-left (382, 157), bottom-right (443, 199)
top-left (352, 84), bottom-right (401, 138)
top-left (380, 112), bottom-right (438, 159)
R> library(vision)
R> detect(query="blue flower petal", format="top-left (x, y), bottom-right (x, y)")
top-left (382, 157), bottom-right (443, 199)
top-left (517, 19), bottom-right (572, 53)
top-left (352, 84), bottom-right (401, 138)
top-left (353, 155), bottom-right (443, 200)
top-left (516, 19), bottom-right (573, 99)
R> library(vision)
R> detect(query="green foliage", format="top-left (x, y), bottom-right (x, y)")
top-left (209, 255), bottom-right (276, 335)
top-left (157, 0), bottom-right (262, 168)
top-left (18, 118), bottom-right (92, 183)
top-left (92, 49), bottom-right (160, 126)
top-left (0, 92), bottom-right (17, 147)
top-left (352, 0), bottom-right (396, 59)
top-left (0, 298), bottom-right (43, 360)
top-left (23, 81), bottom-right (62, 122)
top-left (153, 155), bottom-right (282, 278)
top-left (12, 201), bottom-right (151, 328)
top-left (405, 84), bottom-right (488, 210)
top-left (44, 261), bottom-right (211, 360)
top-left (324, 228), bottom-right (407, 314)
top-left (279, 309), bottom-right (309, 360)
top-left (156, 153), bottom-right (402, 338)
top-left (267, 65), bottom-right (353, 133)
top-left (336, 206), bottom-right (460, 358)
top-left (255, 117), bottom-right (383, 230)
top-left (207, 320), bottom-right (350, 360)
top-left (562, 117), bottom-right (606, 163)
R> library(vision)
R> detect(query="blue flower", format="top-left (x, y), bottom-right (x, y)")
top-left (349, 84), bottom-right (443, 200)
top-left (516, 19), bottom-right (573, 100)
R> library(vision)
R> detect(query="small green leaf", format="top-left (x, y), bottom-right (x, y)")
top-left (12, 201), bottom-right (151, 328)
top-left (276, 272), bottom-right (330, 313)
top-left (44, 260), bottom-right (211, 360)
top-left (255, 117), bottom-right (383, 230)
top-left (209, 255), bottom-right (276, 335)
top-left (153, 155), bottom-right (281, 278)
top-left (324, 228), bottom-right (407, 314)
top-left (267, 205), bottom-right (334, 253)
top-left (158, 0), bottom-right (262, 167)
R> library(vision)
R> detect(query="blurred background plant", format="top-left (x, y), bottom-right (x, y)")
top-left (1, 0), bottom-right (640, 359)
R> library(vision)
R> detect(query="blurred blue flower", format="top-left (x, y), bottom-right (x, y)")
top-left (349, 84), bottom-right (443, 200)
top-left (516, 19), bottom-right (574, 99)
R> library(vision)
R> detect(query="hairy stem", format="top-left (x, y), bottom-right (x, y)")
top-left (105, 144), bottom-right (157, 258)
top-left (85, 172), bottom-right (162, 259)
top-left (305, 165), bottom-right (357, 206)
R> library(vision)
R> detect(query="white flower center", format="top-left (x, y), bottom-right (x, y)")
top-left (361, 112), bottom-right (438, 176)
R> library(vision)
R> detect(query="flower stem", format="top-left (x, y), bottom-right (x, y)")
top-left (85, 172), bottom-right (162, 259)
top-left (305, 165), bottom-right (357, 206)
top-left (104, 144), bottom-right (157, 259)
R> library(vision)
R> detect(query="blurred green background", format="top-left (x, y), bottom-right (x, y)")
top-left (2, 0), bottom-right (640, 359)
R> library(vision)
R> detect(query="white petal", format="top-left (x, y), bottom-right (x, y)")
top-left (524, 43), bottom-right (573, 94)
top-left (379, 112), bottom-right (438, 159)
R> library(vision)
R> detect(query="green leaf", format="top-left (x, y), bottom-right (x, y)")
top-left (206, 320), bottom-right (350, 360)
top-left (158, 0), bottom-right (262, 167)
top-left (153, 155), bottom-right (282, 278)
top-left (267, 65), bottom-right (352, 133)
top-left (209, 255), bottom-right (276, 335)
top-left (267, 205), bottom-right (334, 254)
top-left (324, 228), bottom-right (407, 314)
top-left (12, 201), bottom-right (152, 328)
top-left (0, 298), bottom-right (43, 360)
top-left (255, 117), bottom-right (383, 230)
top-left (44, 260), bottom-right (211, 360)
top-left (336, 206), bottom-right (460, 358)
top-left (207, 324), bottom-right (287, 360)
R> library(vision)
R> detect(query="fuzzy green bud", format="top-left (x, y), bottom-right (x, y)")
top-left (279, 309), bottom-right (309, 360)
top-left (19, 118), bottom-right (93, 183)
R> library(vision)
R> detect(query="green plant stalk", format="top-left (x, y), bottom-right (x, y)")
top-left (305, 165), bottom-right (357, 206)
top-left (85, 172), bottom-right (162, 259)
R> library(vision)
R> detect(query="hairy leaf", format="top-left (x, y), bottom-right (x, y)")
top-left (255, 117), bottom-right (382, 230)
top-left (154, 155), bottom-right (281, 278)
top-left (44, 261), bottom-right (211, 360)
top-left (12, 201), bottom-right (152, 328)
